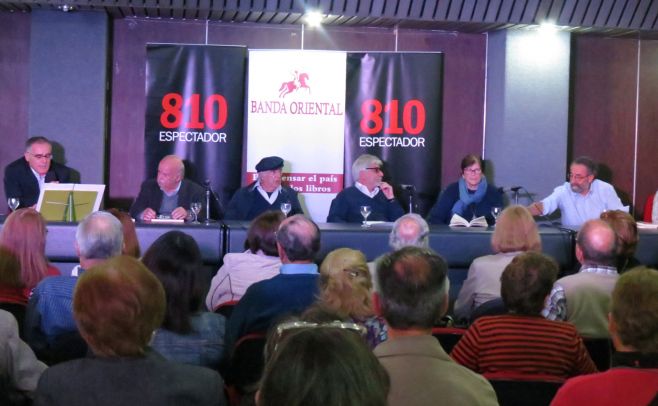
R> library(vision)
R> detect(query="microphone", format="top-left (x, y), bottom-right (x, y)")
top-left (203, 179), bottom-right (224, 222)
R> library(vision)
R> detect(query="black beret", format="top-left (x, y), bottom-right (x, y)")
top-left (256, 156), bottom-right (284, 172)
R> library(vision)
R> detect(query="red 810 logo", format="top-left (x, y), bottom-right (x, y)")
top-left (160, 93), bottom-right (228, 130)
top-left (359, 99), bottom-right (426, 135)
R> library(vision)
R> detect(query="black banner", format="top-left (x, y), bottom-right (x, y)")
top-left (344, 53), bottom-right (443, 216)
top-left (145, 44), bottom-right (246, 211)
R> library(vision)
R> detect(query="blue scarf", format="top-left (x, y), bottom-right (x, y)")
top-left (451, 177), bottom-right (488, 217)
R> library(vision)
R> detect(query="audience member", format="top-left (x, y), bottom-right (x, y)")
top-left (374, 246), bottom-right (498, 406)
top-left (311, 248), bottom-right (387, 348)
top-left (33, 256), bottom-right (225, 406)
top-left (0, 208), bottom-right (60, 305)
top-left (25, 211), bottom-right (123, 360)
top-left (551, 267), bottom-right (658, 406)
top-left (142, 231), bottom-right (225, 369)
top-left (543, 219), bottom-right (618, 338)
top-left (451, 252), bottom-right (596, 380)
top-left (206, 211), bottom-right (284, 311)
top-left (107, 208), bottom-right (141, 257)
top-left (528, 156), bottom-right (624, 226)
top-left (225, 156), bottom-right (303, 220)
top-left (600, 210), bottom-right (640, 273)
top-left (327, 154), bottom-right (404, 223)
top-left (3, 136), bottom-right (72, 209)
top-left (0, 309), bottom-right (46, 403)
top-left (258, 325), bottom-right (389, 406)
top-left (428, 154), bottom-right (503, 225)
top-left (454, 205), bottom-right (541, 321)
top-left (224, 214), bottom-right (320, 354)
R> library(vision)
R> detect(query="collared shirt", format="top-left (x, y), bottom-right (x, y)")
top-left (30, 167), bottom-right (46, 191)
top-left (543, 264), bottom-right (618, 321)
top-left (279, 263), bottom-right (318, 275)
top-left (541, 179), bottom-right (625, 226)
top-left (355, 181), bottom-right (380, 199)
top-left (253, 180), bottom-right (281, 204)
top-left (161, 181), bottom-right (182, 197)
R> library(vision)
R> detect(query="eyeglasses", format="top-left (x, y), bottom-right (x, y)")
top-left (464, 168), bottom-right (482, 174)
top-left (568, 173), bottom-right (591, 181)
top-left (276, 320), bottom-right (366, 338)
top-left (29, 153), bottom-right (52, 160)
top-left (366, 167), bottom-right (382, 173)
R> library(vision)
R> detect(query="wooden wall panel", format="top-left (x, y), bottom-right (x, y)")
top-left (636, 39), bottom-right (658, 219)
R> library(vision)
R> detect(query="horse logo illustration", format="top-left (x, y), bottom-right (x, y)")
top-left (278, 70), bottom-right (311, 98)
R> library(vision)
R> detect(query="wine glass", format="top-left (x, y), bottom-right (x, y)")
top-left (190, 201), bottom-right (202, 224)
top-left (280, 202), bottom-right (292, 217)
top-left (360, 205), bottom-right (372, 228)
top-left (491, 206), bottom-right (502, 225)
top-left (7, 198), bottom-right (19, 212)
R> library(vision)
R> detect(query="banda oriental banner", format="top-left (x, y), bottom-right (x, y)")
top-left (345, 53), bottom-right (443, 215)
top-left (246, 50), bottom-right (346, 222)
top-left (144, 44), bottom-right (246, 210)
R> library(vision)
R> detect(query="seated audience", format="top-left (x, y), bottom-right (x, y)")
top-left (374, 246), bottom-right (498, 406)
top-left (206, 211), bottom-right (284, 311)
top-left (33, 256), bottom-right (225, 406)
top-left (0, 208), bottom-right (60, 305)
top-left (451, 252), bottom-right (597, 380)
top-left (258, 324), bottom-right (389, 406)
top-left (543, 219), bottom-right (618, 338)
top-left (453, 205), bottom-right (541, 321)
top-left (224, 214), bottom-right (320, 355)
top-left (600, 210), bottom-right (640, 273)
top-left (311, 248), bottom-right (387, 348)
top-left (0, 309), bottom-right (46, 402)
top-left (142, 231), bottom-right (225, 369)
top-left (107, 208), bottom-right (141, 257)
top-left (551, 267), bottom-right (658, 406)
top-left (428, 154), bottom-right (503, 225)
top-left (327, 154), bottom-right (404, 223)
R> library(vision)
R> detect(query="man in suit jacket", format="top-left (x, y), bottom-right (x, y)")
top-left (129, 155), bottom-right (206, 221)
top-left (3, 136), bottom-right (72, 208)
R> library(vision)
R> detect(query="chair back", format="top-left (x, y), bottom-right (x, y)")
top-left (214, 300), bottom-right (239, 319)
top-left (0, 302), bottom-right (26, 339)
top-left (431, 327), bottom-right (466, 353)
top-left (487, 375), bottom-right (563, 406)
top-left (583, 337), bottom-right (613, 371)
top-left (470, 298), bottom-right (507, 322)
top-left (224, 332), bottom-right (267, 406)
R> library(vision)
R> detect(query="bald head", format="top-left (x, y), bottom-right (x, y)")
top-left (389, 214), bottom-right (429, 250)
top-left (276, 214), bottom-right (320, 263)
top-left (576, 219), bottom-right (617, 266)
top-left (157, 155), bottom-right (184, 194)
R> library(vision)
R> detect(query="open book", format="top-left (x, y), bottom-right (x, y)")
top-left (449, 214), bottom-right (488, 228)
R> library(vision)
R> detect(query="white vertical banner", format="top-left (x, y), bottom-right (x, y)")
top-left (246, 50), bottom-right (347, 222)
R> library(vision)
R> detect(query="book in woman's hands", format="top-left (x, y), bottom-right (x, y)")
top-left (449, 214), bottom-right (488, 228)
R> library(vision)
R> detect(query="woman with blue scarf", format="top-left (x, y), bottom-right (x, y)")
top-left (428, 155), bottom-right (503, 224)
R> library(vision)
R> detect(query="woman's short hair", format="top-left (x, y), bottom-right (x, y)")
top-left (491, 205), bottom-right (542, 253)
top-left (259, 327), bottom-right (389, 406)
top-left (460, 154), bottom-right (483, 172)
top-left (318, 248), bottom-right (373, 319)
top-left (0, 246), bottom-right (22, 288)
top-left (245, 211), bottom-right (285, 256)
top-left (141, 231), bottom-right (204, 334)
top-left (107, 208), bottom-right (141, 258)
top-left (0, 208), bottom-right (49, 288)
top-left (600, 210), bottom-right (638, 259)
top-left (500, 252), bottom-right (558, 315)
top-left (73, 255), bottom-right (165, 357)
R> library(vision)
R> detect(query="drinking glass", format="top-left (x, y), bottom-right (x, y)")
top-left (7, 198), bottom-right (19, 212)
top-left (280, 202), bottom-right (292, 217)
top-left (190, 201), bottom-right (202, 224)
top-left (360, 205), bottom-right (372, 228)
top-left (491, 206), bottom-right (502, 224)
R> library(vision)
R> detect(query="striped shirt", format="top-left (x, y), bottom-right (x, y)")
top-left (450, 314), bottom-right (597, 380)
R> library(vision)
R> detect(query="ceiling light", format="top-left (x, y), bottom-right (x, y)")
top-left (304, 11), bottom-right (323, 27)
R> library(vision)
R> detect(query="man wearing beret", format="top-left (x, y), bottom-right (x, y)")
top-left (224, 156), bottom-right (303, 221)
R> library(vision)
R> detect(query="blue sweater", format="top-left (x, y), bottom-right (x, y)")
top-left (428, 182), bottom-right (503, 224)
top-left (224, 182), bottom-right (303, 221)
top-left (326, 186), bottom-right (404, 223)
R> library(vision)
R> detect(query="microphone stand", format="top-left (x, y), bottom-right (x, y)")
top-left (401, 184), bottom-right (416, 213)
top-left (203, 180), bottom-right (223, 225)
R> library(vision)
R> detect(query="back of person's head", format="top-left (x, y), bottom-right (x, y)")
top-left (245, 211), bottom-right (285, 256)
top-left (141, 231), bottom-right (203, 334)
top-left (276, 214), bottom-right (320, 262)
top-left (73, 255), bottom-right (165, 357)
top-left (376, 246), bottom-right (449, 329)
top-left (500, 252), bottom-right (559, 315)
top-left (0, 208), bottom-right (49, 288)
top-left (75, 211), bottom-right (124, 260)
top-left (389, 213), bottom-right (429, 250)
top-left (258, 327), bottom-right (389, 406)
top-left (0, 247), bottom-right (22, 288)
top-left (107, 208), bottom-right (141, 258)
top-left (610, 266), bottom-right (658, 353)
top-left (600, 210), bottom-right (638, 260)
top-left (318, 248), bottom-right (373, 319)
top-left (576, 219), bottom-right (617, 266)
top-left (491, 205), bottom-right (541, 253)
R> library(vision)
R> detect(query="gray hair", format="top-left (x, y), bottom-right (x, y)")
top-left (389, 213), bottom-right (429, 250)
top-left (352, 154), bottom-right (382, 177)
top-left (276, 214), bottom-right (320, 262)
top-left (76, 211), bottom-right (124, 260)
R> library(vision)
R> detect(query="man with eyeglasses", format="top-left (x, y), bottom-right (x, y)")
top-left (528, 156), bottom-right (625, 227)
top-left (327, 153), bottom-right (404, 223)
top-left (3, 136), bottom-right (72, 209)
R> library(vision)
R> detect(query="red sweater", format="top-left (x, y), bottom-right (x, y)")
top-left (451, 314), bottom-right (597, 380)
top-left (0, 265), bottom-right (60, 305)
